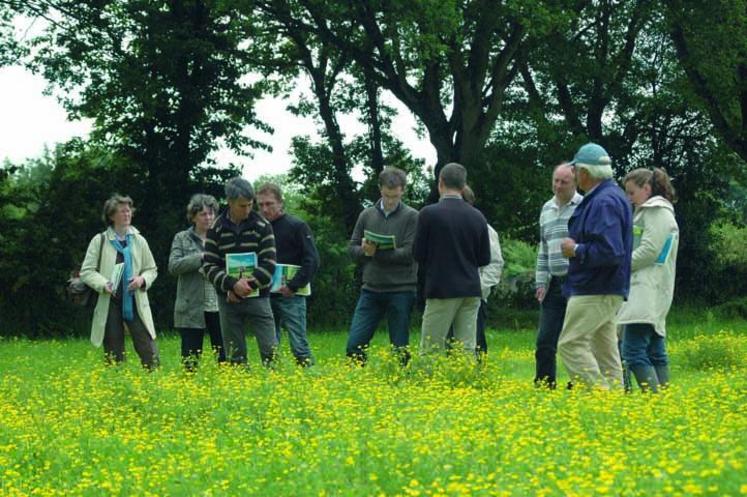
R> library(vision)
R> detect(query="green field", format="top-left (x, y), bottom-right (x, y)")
top-left (1, 316), bottom-right (746, 496)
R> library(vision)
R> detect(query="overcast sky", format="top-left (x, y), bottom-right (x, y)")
top-left (0, 65), bottom-right (436, 181)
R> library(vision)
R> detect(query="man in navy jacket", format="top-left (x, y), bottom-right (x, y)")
top-left (557, 143), bottom-right (632, 389)
top-left (257, 183), bottom-right (320, 366)
top-left (414, 162), bottom-right (491, 354)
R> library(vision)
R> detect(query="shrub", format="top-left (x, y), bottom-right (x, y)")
top-left (710, 222), bottom-right (747, 272)
top-left (712, 297), bottom-right (747, 320)
top-left (492, 237), bottom-right (537, 310)
top-left (677, 332), bottom-right (746, 371)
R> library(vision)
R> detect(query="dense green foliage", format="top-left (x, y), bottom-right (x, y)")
top-left (1, 0), bottom-right (747, 336)
top-left (666, 0), bottom-right (747, 163)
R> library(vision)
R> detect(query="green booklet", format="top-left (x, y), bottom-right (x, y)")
top-left (225, 252), bottom-right (259, 298)
top-left (364, 230), bottom-right (396, 250)
top-left (271, 264), bottom-right (311, 296)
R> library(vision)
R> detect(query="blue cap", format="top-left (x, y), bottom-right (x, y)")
top-left (570, 143), bottom-right (612, 168)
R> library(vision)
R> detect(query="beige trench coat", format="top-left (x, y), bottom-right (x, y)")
top-left (80, 226), bottom-right (158, 346)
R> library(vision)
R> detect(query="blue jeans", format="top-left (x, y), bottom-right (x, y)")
top-left (346, 289), bottom-right (415, 363)
top-left (622, 323), bottom-right (668, 368)
top-left (271, 295), bottom-right (313, 365)
top-left (534, 276), bottom-right (568, 387)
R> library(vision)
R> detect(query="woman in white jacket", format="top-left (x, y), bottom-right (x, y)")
top-left (617, 168), bottom-right (678, 392)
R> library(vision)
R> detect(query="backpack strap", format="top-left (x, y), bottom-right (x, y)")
top-left (96, 233), bottom-right (105, 272)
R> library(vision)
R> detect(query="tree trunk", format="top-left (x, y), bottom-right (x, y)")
top-left (365, 68), bottom-right (384, 202)
top-left (313, 76), bottom-right (360, 233)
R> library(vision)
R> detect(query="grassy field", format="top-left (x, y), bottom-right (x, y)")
top-left (1, 314), bottom-right (746, 496)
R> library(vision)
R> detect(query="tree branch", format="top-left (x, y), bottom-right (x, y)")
top-left (668, 7), bottom-right (747, 161)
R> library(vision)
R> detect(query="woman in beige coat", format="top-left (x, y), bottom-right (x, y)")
top-left (80, 194), bottom-right (159, 368)
top-left (617, 169), bottom-right (678, 392)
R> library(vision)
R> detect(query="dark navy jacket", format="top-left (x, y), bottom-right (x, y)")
top-left (563, 179), bottom-right (633, 298)
top-left (269, 213), bottom-right (320, 293)
top-left (413, 196), bottom-right (491, 299)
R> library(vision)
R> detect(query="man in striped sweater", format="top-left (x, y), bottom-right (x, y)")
top-left (202, 177), bottom-right (278, 366)
top-left (534, 163), bottom-right (583, 388)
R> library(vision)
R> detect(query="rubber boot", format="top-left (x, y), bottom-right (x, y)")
top-left (630, 365), bottom-right (660, 393)
top-left (654, 365), bottom-right (670, 389)
top-left (619, 340), bottom-right (632, 393)
top-left (622, 361), bottom-right (633, 393)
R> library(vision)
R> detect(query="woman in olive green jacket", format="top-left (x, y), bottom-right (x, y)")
top-left (80, 194), bottom-right (159, 368)
top-left (618, 169), bottom-right (679, 392)
top-left (169, 194), bottom-right (225, 369)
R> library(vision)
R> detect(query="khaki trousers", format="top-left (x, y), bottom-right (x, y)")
top-left (558, 295), bottom-right (624, 389)
top-left (420, 297), bottom-right (481, 354)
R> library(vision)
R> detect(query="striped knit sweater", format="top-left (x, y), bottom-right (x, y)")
top-left (535, 192), bottom-right (583, 289)
top-left (202, 210), bottom-right (276, 297)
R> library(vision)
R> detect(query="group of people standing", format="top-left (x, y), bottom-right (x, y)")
top-left (346, 163), bottom-right (504, 365)
top-left (80, 180), bottom-right (320, 370)
top-left (79, 141), bottom-right (679, 392)
top-left (534, 143), bottom-right (679, 392)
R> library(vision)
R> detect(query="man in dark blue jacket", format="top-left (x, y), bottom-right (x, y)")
top-left (557, 143), bottom-right (633, 389)
top-left (414, 162), bottom-right (491, 355)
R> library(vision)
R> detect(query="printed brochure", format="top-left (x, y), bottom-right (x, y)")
top-left (271, 264), bottom-right (311, 296)
top-left (364, 230), bottom-right (396, 250)
top-left (225, 252), bottom-right (260, 297)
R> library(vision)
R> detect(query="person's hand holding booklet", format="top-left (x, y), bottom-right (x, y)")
top-left (110, 263), bottom-right (125, 296)
top-left (363, 230), bottom-right (396, 250)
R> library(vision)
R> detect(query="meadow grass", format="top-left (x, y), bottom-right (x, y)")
top-left (1, 314), bottom-right (746, 496)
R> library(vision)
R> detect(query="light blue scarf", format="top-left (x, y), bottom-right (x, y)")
top-left (111, 234), bottom-right (134, 321)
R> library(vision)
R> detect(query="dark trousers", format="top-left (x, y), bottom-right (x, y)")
top-left (178, 311), bottom-right (226, 369)
top-left (346, 289), bottom-right (415, 364)
top-left (218, 295), bottom-right (277, 366)
top-left (104, 298), bottom-right (159, 369)
top-left (534, 276), bottom-right (568, 387)
top-left (446, 299), bottom-right (489, 353)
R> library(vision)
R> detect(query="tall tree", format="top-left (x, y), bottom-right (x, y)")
top-left (665, 0), bottom-right (747, 163)
top-left (249, 0), bottom-right (425, 230)
top-left (19, 0), bottom-right (264, 226)
top-left (262, 0), bottom-right (534, 198)
top-left (251, 0), bottom-right (361, 231)
top-left (518, 0), bottom-right (654, 161)
top-left (503, 2), bottom-right (745, 300)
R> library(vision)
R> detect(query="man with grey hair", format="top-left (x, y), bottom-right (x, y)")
top-left (534, 163), bottom-right (583, 388)
top-left (346, 166), bottom-right (419, 365)
top-left (202, 177), bottom-right (278, 366)
top-left (414, 162), bottom-right (491, 355)
top-left (557, 143), bottom-right (633, 389)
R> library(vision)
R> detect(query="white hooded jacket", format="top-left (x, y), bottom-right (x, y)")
top-left (616, 196), bottom-right (679, 336)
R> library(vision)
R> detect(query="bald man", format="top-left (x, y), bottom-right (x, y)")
top-left (534, 163), bottom-right (583, 388)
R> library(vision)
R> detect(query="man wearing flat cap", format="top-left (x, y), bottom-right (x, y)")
top-left (557, 143), bottom-right (633, 389)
